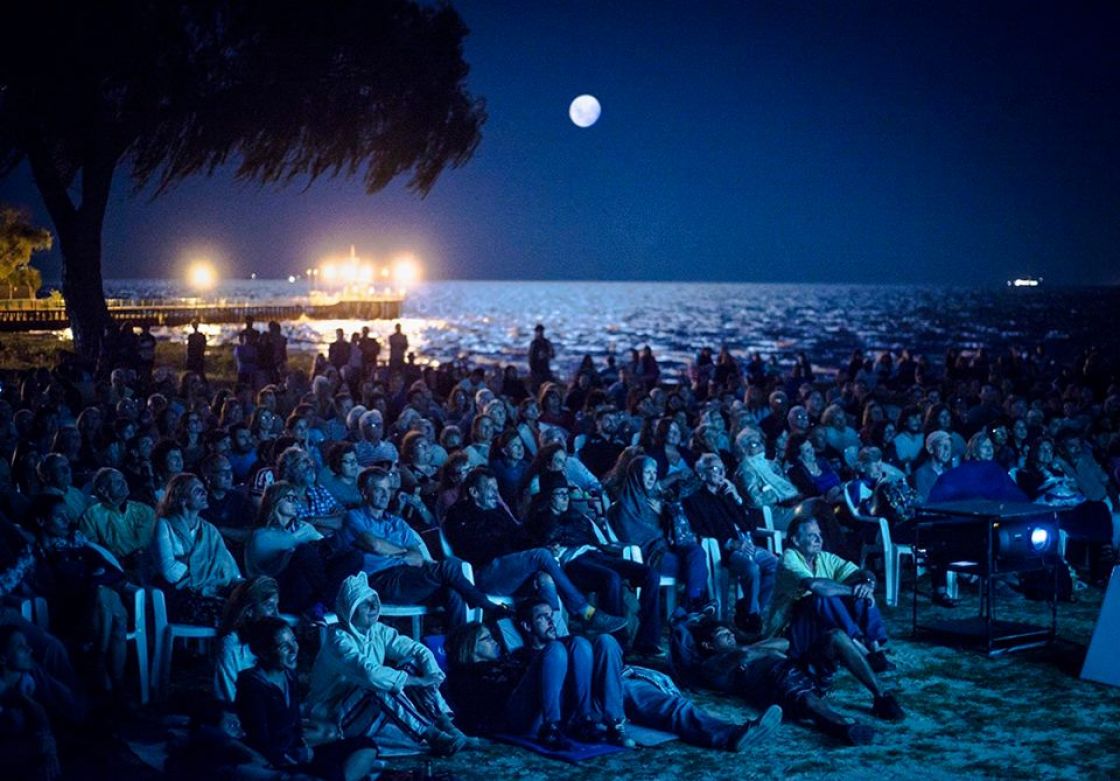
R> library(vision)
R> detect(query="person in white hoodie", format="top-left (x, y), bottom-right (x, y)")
top-left (307, 572), bottom-right (472, 756)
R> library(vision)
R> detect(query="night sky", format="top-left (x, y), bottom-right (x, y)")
top-left (1, 1), bottom-right (1117, 285)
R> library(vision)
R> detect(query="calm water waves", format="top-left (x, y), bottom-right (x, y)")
top-left (105, 279), bottom-right (1119, 378)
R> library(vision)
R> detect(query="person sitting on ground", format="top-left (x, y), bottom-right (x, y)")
top-left (148, 473), bottom-right (242, 626)
top-left (445, 617), bottom-right (606, 749)
top-left (527, 471), bottom-right (662, 655)
top-left (78, 467), bottom-right (156, 577)
top-left (683, 453), bottom-right (779, 633)
top-left (511, 598), bottom-right (781, 751)
top-left (444, 467), bottom-right (627, 634)
top-left (339, 467), bottom-right (509, 626)
top-left (765, 515), bottom-right (904, 722)
top-left (682, 617), bottom-right (875, 745)
top-left (236, 616), bottom-right (380, 780)
top-left (0, 626), bottom-right (62, 781)
top-left (245, 481), bottom-right (362, 618)
top-left (306, 574), bottom-right (472, 756)
top-left (214, 576), bottom-right (280, 709)
top-left (610, 455), bottom-right (711, 611)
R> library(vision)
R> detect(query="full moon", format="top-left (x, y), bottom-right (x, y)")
top-left (569, 94), bottom-right (601, 128)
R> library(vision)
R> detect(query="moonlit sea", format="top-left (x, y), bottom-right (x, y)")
top-left (104, 279), bottom-right (1119, 378)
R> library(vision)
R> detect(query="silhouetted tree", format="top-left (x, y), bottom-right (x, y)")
top-left (0, 0), bottom-right (484, 357)
top-left (0, 207), bottom-right (51, 299)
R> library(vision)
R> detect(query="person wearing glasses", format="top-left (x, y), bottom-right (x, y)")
top-left (684, 453), bottom-right (779, 633)
top-left (733, 428), bottom-right (802, 532)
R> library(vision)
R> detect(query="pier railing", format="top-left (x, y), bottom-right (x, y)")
top-left (0, 294), bottom-right (404, 331)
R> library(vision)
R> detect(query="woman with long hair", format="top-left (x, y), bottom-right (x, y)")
top-left (245, 481), bottom-right (362, 616)
top-left (149, 473), bottom-right (241, 625)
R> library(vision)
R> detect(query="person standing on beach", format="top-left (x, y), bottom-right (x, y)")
top-left (359, 326), bottom-right (380, 375)
top-left (186, 319), bottom-right (207, 377)
top-left (528, 323), bottom-right (555, 390)
top-left (388, 323), bottom-right (408, 374)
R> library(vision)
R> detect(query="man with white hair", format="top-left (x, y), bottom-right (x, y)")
top-left (354, 409), bottom-right (398, 467)
top-left (912, 431), bottom-right (953, 503)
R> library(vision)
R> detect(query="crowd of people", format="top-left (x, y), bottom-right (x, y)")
top-left (0, 317), bottom-right (1117, 779)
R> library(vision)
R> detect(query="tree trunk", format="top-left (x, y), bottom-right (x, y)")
top-left (27, 139), bottom-right (117, 360)
top-left (58, 227), bottom-right (110, 358)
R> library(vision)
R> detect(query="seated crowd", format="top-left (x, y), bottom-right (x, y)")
top-left (0, 327), bottom-right (1117, 778)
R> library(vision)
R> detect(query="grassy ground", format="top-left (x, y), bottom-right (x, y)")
top-left (0, 333), bottom-right (315, 384)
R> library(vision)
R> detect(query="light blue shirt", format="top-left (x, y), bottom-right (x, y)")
top-left (340, 506), bottom-right (431, 575)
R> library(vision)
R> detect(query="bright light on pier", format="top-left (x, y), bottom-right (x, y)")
top-left (393, 256), bottom-right (420, 288)
top-left (310, 247), bottom-right (423, 294)
top-left (188, 260), bottom-right (217, 291)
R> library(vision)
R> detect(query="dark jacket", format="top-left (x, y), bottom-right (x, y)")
top-left (681, 489), bottom-right (757, 561)
top-left (235, 667), bottom-right (306, 768)
top-left (446, 654), bottom-right (532, 734)
top-left (444, 501), bottom-right (529, 568)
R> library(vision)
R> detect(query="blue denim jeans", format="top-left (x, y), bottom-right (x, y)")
top-left (725, 546), bottom-right (779, 615)
top-left (658, 543), bottom-right (709, 605)
top-left (475, 548), bottom-right (589, 615)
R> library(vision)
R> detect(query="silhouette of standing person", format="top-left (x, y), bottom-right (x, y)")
top-left (186, 319), bottom-right (207, 377)
top-left (529, 323), bottom-right (555, 390)
top-left (388, 322), bottom-right (408, 373)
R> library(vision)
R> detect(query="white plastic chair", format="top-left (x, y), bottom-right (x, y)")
top-left (842, 481), bottom-right (955, 607)
top-left (701, 537), bottom-right (735, 620)
top-left (18, 596), bottom-right (49, 627)
top-left (843, 481), bottom-right (913, 608)
top-left (379, 557), bottom-right (476, 639)
top-left (125, 586), bottom-right (151, 704)
top-left (755, 506), bottom-right (784, 555)
top-left (22, 590), bottom-right (149, 704)
top-left (150, 587), bottom-right (218, 697)
top-left (622, 544), bottom-right (678, 616)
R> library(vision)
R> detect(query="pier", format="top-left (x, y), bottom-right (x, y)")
top-left (0, 293), bottom-right (404, 331)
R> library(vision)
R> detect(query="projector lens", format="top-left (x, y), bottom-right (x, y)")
top-left (1030, 528), bottom-right (1050, 551)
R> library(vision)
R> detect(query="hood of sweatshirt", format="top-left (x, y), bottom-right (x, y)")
top-left (335, 572), bottom-right (381, 632)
